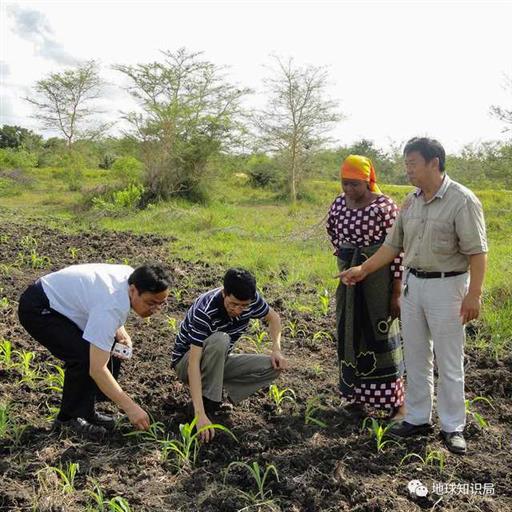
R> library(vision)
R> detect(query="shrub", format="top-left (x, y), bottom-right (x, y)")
top-left (0, 148), bottom-right (38, 170)
top-left (92, 184), bottom-right (144, 214)
top-left (111, 156), bottom-right (143, 184)
top-left (49, 152), bottom-right (86, 191)
top-left (99, 152), bottom-right (117, 169)
top-left (246, 154), bottom-right (282, 188)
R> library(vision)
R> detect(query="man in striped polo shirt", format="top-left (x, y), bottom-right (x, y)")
top-left (172, 268), bottom-right (288, 442)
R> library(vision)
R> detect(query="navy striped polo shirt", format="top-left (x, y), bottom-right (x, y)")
top-left (171, 287), bottom-right (270, 366)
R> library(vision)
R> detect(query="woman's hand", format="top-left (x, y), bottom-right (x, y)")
top-left (390, 294), bottom-right (401, 320)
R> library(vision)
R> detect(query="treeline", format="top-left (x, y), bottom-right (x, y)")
top-left (3, 48), bottom-right (508, 205)
top-left (1, 125), bottom-right (512, 197)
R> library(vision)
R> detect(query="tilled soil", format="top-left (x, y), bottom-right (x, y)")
top-left (1, 221), bottom-right (511, 511)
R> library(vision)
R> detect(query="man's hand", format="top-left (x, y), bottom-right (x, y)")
top-left (460, 292), bottom-right (481, 324)
top-left (196, 412), bottom-right (215, 443)
top-left (115, 327), bottom-right (132, 347)
top-left (339, 265), bottom-right (368, 286)
top-left (125, 403), bottom-right (150, 430)
top-left (390, 294), bottom-right (401, 320)
top-left (113, 327), bottom-right (132, 359)
top-left (271, 350), bottom-right (288, 370)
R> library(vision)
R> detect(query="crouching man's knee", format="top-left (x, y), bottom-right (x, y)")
top-left (203, 332), bottom-right (230, 354)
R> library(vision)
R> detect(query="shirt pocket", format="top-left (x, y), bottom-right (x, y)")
top-left (432, 226), bottom-right (457, 254)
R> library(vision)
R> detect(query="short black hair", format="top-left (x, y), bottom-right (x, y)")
top-left (128, 264), bottom-right (171, 293)
top-left (223, 268), bottom-right (256, 301)
top-left (403, 137), bottom-right (446, 172)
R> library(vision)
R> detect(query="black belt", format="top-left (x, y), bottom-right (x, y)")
top-left (409, 268), bottom-right (466, 279)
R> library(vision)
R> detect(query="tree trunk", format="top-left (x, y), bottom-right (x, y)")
top-left (290, 138), bottom-right (297, 203)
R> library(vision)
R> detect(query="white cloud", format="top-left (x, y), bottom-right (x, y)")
top-left (7, 4), bottom-right (79, 65)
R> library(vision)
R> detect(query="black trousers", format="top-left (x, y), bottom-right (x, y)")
top-left (17, 281), bottom-right (121, 421)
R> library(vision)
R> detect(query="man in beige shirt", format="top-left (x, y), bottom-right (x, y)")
top-left (341, 137), bottom-right (488, 454)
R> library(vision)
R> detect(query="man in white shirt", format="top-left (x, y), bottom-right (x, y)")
top-left (18, 263), bottom-right (171, 439)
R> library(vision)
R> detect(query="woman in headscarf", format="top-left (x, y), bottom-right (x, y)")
top-left (326, 154), bottom-right (405, 419)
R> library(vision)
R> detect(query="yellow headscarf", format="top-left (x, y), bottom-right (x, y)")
top-left (340, 154), bottom-right (382, 194)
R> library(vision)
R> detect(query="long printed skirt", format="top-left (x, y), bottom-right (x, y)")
top-left (335, 244), bottom-right (405, 411)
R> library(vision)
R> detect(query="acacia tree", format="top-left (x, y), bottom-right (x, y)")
top-left (490, 74), bottom-right (512, 130)
top-left (114, 48), bottom-right (249, 202)
top-left (25, 60), bottom-right (107, 147)
top-left (255, 57), bottom-right (341, 202)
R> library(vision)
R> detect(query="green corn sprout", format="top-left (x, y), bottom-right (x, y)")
top-left (173, 289), bottom-right (184, 301)
top-left (45, 402), bottom-right (60, 422)
top-left (400, 447), bottom-right (446, 473)
top-left (126, 418), bottom-right (236, 468)
top-left (68, 247), bottom-right (79, 260)
top-left (362, 417), bottom-right (402, 452)
top-left (9, 422), bottom-right (27, 446)
top-left (318, 289), bottom-right (330, 316)
top-left (310, 363), bottom-right (324, 377)
top-left (159, 417), bottom-right (236, 468)
top-left (45, 364), bottom-right (65, 393)
top-left (29, 249), bottom-right (51, 269)
top-left (166, 316), bottom-right (178, 333)
top-left (87, 480), bottom-right (132, 512)
top-left (37, 462), bottom-right (80, 495)
top-left (241, 331), bottom-right (269, 353)
top-left (268, 384), bottom-right (296, 414)
top-left (248, 318), bottom-right (263, 334)
top-left (0, 338), bottom-right (14, 369)
top-left (225, 461), bottom-right (280, 503)
top-left (20, 235), bottom-right (38, 251)
top-left (0, 403), bottom-right (26, 445)
top-left (0, 403), bottom-right (10, 439)
top-left (0, 264), bottom-right (12, 275)
top-left (0, 296), bottom-right (9, 309)
top-left (311, 330), bottom-right (333, 343)
top-left (15, 350), bottom-right (40, 387)
top-left (465, 396), bottom-right (495, 429)
top-left (304, 397), bottom-right (327, 427)
top-left (108, 497), bottom-right (132, 512)
top-left (283, 320), bottom-right (306, 339)
top-left (125, 420), bottom-right (166, 444)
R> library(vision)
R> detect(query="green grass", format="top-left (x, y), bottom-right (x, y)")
top-left (1, 166), bottom-right (511, 355)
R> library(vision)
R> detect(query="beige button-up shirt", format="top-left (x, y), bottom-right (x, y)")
top-left (384, 175), bottom-right (488, 272)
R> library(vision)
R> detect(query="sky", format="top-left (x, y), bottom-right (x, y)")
top-left (1, 0), bottom-right (511, 153)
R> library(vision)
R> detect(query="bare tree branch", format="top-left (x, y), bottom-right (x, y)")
top-left (490, 73), bottom-right (512, 132)
top-left (254, 56), bottom-right (342, 202)
top-left (24, 60), bottom-right (108, 146)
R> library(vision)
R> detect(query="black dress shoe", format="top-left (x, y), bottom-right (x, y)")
top-left (389, 420), bottom-right (434, 438)
top-left (88, 411), bottom-right (117, 430)
top-left (203, 396), bottom-right (222, 416)
top-left (202, 396), bottom-right (234, 417)
top-left (53, 417), bottom-right (107, 440)
top-left (441, 431), bottom-right (467, 454)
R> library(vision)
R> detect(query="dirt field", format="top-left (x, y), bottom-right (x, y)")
top-left (1, 221), bottom-right (511, 511)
